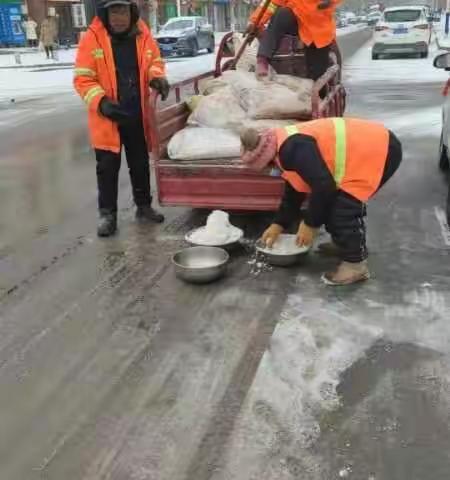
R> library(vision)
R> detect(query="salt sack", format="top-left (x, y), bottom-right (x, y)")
top-left (228, 71), bottom-right (313, 120)
top-left (187, 86), bottom-right (246, 130)
top-left (168, 127), bottom-right (241, 161)
top-left (190, 210), bottom-right (234, 244)
top-left (200, 70), bottom-right (246, 96)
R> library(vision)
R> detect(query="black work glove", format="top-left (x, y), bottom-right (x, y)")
top-left (149, 77), bottom-right (170, 101)
top-left (98, 97), bottom-right (132, 125)
top-left (317, 0), bottom-right (331, 9)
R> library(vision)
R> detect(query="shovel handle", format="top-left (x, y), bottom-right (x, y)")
top-left (231, 0), bottom-right (272, 68)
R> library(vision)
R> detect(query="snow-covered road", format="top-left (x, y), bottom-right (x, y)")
top-left (0, 25), bottom-right (368, 103)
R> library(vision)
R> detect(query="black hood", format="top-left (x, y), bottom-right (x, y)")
top-left (96, 0), bottom-right (140, 37)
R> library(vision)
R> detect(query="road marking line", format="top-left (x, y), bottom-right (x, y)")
top-left (434, 206), bottom-right (450, 246)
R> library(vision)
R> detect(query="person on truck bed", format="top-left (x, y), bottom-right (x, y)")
top-left (240, 118), bottom-right (402, 286)
top-left (246, 0), bottom-right (340, 80)
top-left (73, 0), bottom-right (169, 237)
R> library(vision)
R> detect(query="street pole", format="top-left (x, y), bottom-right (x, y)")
top-left (177, 0), bottom-right (181, 16)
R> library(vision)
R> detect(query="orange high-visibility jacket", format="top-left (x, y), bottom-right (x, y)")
top-left (275, 118), bottom-right (390, 202)
top-left (73, 17), bottom-right (165, 153)
top-left (250, 0), bottom-right (340, 48)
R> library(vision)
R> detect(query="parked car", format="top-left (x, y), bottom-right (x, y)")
top-left (433, 52), bottom-right (450, 223)
top-left (372, 6), bottom-right (432, 60)
top-left (367, 11), bottom-right (381, 26)
top-left (155, 16), bottom-right (214, 57)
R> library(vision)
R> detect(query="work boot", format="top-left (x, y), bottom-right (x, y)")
top-left (97, 210), bottom-right (117, 238)
top-left (322, 260), bottom-right (370, 286)
top-left (136, 205), bottom-right (165, 223)
top-left (256, 56), bottom-right (270, 80)
top-left (317, 241), bottom-right (341, 257)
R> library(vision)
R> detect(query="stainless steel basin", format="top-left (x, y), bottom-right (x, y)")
top-left (172, 246), bottom-right (229, 284)
top-left (256, 234), bottom-right (310, 267)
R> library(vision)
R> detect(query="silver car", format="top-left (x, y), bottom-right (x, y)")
top-left (434, 52), bottom-right (450, 223)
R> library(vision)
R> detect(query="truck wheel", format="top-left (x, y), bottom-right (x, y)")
top-left (190, 40), bottom-right (199, 57)
top-left (207, 40), bottom-right (214, 54)
top-left (439, 132), bottom-right (450, 171)
top-left (421, 49), bottom-right (429, 59)
top-left (372, 52), bottom-right (379, 60)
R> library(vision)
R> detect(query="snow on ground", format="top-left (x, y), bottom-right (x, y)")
top-left (344, 38), bottom-right (449, 85)
top-left (0, 48), bottom-right (76, 68)
top-left (336, 23), bottom-right (368, 37)
top-left (0, 27), bottom-right (369, 103)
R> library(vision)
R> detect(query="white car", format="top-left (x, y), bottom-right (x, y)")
top-left (372, 6), bottom-right (432, 60)
top-left (434, 52), bottom-right (450, 223)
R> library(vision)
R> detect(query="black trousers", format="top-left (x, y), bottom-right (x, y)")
top-left (95, 120), bottom-right (151, 213)
top-left (325, 131), bottom-right (403, 263)
top-left (257, 7), bottom-right (330, 81)
top-left (44, 46), bottom-right (54, 58)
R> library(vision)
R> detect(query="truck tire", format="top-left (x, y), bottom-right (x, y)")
top-left (421, 49), bottom-right (429, 59)
top-left (372, 52), bottom-right (379, 60)
top-left (439, 132), bottom-right (450, 171)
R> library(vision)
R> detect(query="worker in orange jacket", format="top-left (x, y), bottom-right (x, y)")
top-left (74, 0), bottom-right (168, 237)
top-left (240, 118), bottom-right (402, 285)
top-left (246, 0), bottom-right (340, 80)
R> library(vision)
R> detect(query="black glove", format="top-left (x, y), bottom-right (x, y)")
top-left (149, 77), bottom-right (170, 101)
top-left (317, 0), bottom-right (331, 9)
top-left (98, 97), bottom-right (132, 125)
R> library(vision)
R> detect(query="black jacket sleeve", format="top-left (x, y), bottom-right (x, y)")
top-left (273, 182), bottom-right (306, 229)
top-left (279, 133), bottom-right (337, 228)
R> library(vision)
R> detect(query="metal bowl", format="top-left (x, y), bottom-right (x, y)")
top-left (256, 234), bottom-right (310, 267)
top-left (172, 246), bottom-right (229, 284)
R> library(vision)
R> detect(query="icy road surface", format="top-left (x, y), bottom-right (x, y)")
top-left (1, 28), bottom-right (450, 480)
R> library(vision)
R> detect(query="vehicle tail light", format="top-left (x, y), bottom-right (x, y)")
top-left (413, 24), bottom-right (429, 30)
top-left (375, 26), bottom-right (389, 31)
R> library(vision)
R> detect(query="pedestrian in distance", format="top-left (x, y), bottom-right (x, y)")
top-left (22, 16), bottom-right (38, 48)
top-left (245, 0), bottom-right (340, 81)
top-left (240, 117), bottom-right (403, 286)
top-left (73, 0), bottom-right (169, 237)
top-left (40, 15), bottom-right (58, 59)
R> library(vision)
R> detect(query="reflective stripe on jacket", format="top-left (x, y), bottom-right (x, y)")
top-left (73, 17), bottom-right (165, 153)
top-left (250, 0), bottom-right (339, 48)
top-left (275, 118), bottom-right (390, 202)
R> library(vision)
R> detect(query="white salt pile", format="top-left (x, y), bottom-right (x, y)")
top-left (257, 234), bottom-right (309, 255)
top-left (189, 210), bottom-right (241, 246)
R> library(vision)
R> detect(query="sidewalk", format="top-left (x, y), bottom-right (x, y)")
top-left (0, 48), bottom-right (76, 69)
top-left (0, 32), bottom-right (229, 70)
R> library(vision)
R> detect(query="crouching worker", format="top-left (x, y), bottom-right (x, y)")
top-left (240, 118), bottom-right (402, 285)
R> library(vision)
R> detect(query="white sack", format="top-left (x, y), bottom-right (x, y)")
top-left (187, 86), bottom-right (246, 130)
top-left (168, 127), bottom-right (241, 161)
top-left (228, 71), bottom-right (313, 120)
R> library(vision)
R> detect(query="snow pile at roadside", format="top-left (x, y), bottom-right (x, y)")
top-left (0, 68), bottom-right (74, 103)
top-left (0, 48), bottom-right (76, 68)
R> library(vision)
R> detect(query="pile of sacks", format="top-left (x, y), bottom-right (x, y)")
top-left (167, 34), bottom-right (314, 162)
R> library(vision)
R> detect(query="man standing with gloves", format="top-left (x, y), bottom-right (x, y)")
top-left (74, 0), bottom-right (169, 237)
top-left (240, 118), bottom-right (402, 286)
